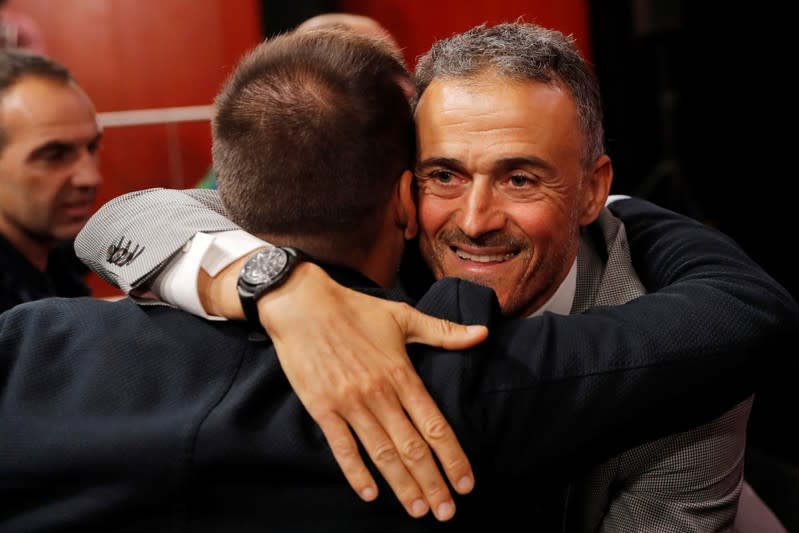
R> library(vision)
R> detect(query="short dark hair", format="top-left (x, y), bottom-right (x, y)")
top-left (0, 48), bottom-right (73, 151)
top-left (414, 22), bottom-right (605, 168)
top-left (213, 29), bottom-right (414, 253)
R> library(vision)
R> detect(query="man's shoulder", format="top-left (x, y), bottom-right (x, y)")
top-left (0, 235), bottom-right (37, 289)
top-left (0, 296), bottom-right (250, 375)
top-left (416, 277), bottom-right (501, 325)
top-left (618, 396), bottom-right (752, 466)
top-left (604, 195), bottom-right (685, 227)
top-left (1, 296), bottom-right (136, 331)
top-left (1, 296), bottom-right (233, 339)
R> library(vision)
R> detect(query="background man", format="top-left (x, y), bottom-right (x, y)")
top-left (0, 49), bottom-right (102, 312)
top-left (0, 0), bottom-right (46, 54)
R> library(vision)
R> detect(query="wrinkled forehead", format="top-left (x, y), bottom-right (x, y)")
top-left (415, 74), bottom-right (584, 170)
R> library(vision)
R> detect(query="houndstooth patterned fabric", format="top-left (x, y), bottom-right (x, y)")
top-left (565, 208), bottom-right (751, 533)
top-left (74, 188), bottom-right (237, 293)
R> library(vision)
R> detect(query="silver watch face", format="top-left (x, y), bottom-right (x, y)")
top-left (241, 247), bottom-right (288, 284)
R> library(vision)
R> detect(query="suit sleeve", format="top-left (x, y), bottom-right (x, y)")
top-left (413, 198), bottom-right (798, 478)
top-left (596, 399), bottom-right (752, 533)
top-left (74, 188), bottom-right (241, 292)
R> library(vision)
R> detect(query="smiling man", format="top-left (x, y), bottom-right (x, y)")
top-left (413, 77), bottom-right (593, 317)
top-left (0, 48), bottom-right (102, 312)
top-left (411, 30), bottom-right (611, 319)
top-left (408, 23), bottom-right (750, 529)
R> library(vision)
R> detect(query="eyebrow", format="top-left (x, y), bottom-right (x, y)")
top-left (493, 156), bottom-right (555, 175)
top-left (27, 132), bottom-right (103, 162)
top-left (416, 155), bottom-right (555, 175)
top-left (415, 157), bottom-right (464, 175)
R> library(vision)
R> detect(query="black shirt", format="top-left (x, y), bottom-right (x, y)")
top-left (0, 234), bottom-right (90, 314)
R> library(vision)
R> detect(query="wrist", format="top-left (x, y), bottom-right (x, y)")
top-left (198, 255), bottom-right (248, 319)
top-left (256, 261), bottom-right (321, 332)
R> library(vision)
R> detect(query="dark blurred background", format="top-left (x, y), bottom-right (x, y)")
top-left (590, 2), bottom-right (797, 528)
top-left (593, 1), bottom-right (795, 299)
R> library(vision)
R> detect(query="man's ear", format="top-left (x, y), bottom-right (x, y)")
top-left (396, 170), bottom-right (418, 239)
top-left (578, 154), bottom-right (613, 226)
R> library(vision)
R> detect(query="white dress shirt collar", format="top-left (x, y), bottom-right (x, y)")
top-left (527, 258), bottom-right (577, 317)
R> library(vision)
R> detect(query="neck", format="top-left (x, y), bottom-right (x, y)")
top-left (359, 240), bottom-right (399, 289)
top-left (259, 231), bottom-right (400, 290)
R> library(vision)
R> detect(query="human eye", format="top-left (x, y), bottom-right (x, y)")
top-left (45, 148), bottom-right (77, 166)
top-left (415, 169), bottom-right (454, 183)
top-left (33, 144), bottom-right (76, 166)
top-left (499, 173), bottom-right (540, 200)
top-left (88, 138), bottom-right (102, 155)
top-left (509, 174), bottom-right (535, 187)
top-left (415, 170), bottom-right (466, 198)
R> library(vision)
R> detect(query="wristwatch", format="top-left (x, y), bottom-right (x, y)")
top-left (237, 246), bottom-right (309, 330)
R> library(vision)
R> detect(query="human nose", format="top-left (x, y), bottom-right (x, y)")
top-left (72, 151), bottom-right (102, 188)
top-left (458, 181), bottom-right (506, 238)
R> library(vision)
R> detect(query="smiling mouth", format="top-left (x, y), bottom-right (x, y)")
top-left (453, 247), bottom-right (517, 263)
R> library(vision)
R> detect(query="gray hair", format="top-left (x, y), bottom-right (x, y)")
top-left (414, 22), bottom-right (605, 167)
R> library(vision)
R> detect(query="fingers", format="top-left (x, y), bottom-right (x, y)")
top-left (296, 347), bottom-right (450, 520)
top-left (358, 376), bottom-right (458, 521)
top-left (312, 360), bottom-right (461, 521)
top-left (316, 412), bottom-right (379, 502)
top-left (392, 365), bottom-right (475, 497)
top-left (341, 401), bottom-right (433, 519)
top-left (399, 303), bottom-right (488, 350)
top-left (259, 273), bottom-right (477, 520)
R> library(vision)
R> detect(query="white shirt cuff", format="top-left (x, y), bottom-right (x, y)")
top-left (606, 194), bottom-right (631, 205)
top-left (151, 230), bottom-right (269, 320)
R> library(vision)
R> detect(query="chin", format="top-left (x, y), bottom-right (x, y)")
top-left (53, 223), bottom-right (86, 242)
top-left (467, 275), bottom-right (499, 291)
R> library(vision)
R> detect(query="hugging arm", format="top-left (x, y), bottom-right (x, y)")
top-left (76, 189), bottom-right (799, 518)
top-left (411, 198), bottom-right (796, 474)
top-left (75, 187), bottom-right (486, 521)
top-left (252, 197), bottom-right (797, 476)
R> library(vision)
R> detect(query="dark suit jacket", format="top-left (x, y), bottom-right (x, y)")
top-left (1, 201), bottom-right (797, 532)
top-left (0, 236), bottom-right (90, 314)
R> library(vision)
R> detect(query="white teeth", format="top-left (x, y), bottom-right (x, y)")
top-left (455, 249), bottom-right (515, 263)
